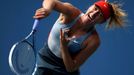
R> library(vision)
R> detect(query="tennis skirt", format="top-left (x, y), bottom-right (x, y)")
top-left (32, 43), bottom-right (80, 75)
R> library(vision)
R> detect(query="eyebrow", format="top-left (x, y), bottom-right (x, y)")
top-left (94, 5), bottom-right (100, 10)
top-left (95, 5), bottom-right (103, 16)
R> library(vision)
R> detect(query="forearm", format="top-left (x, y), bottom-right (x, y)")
top-left (61, 45), bottom-right (78, 72)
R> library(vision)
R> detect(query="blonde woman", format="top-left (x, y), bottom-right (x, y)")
top-left (33, 0), bottom-right (127, 75)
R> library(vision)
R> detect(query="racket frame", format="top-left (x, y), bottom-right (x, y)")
top-left (9, 19), bottom-right (39, 75)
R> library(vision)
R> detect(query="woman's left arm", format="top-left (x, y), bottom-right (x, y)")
top-left (60, 29), bottom-right (100, 72)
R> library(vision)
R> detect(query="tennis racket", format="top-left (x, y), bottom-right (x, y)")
top-left (8, 19), bottom-right (39, 75)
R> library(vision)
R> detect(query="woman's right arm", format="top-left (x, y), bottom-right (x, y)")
top-left (34, 0), bottom-right (80, 19)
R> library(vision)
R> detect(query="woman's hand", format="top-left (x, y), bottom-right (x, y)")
top-left (60, 28), bottom-right (75, 72)
top-left (33, 8), bottom-right (50, 19)
top-left (60, 29), bottom-right (69, 48)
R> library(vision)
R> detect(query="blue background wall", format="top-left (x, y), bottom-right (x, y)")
top-left (0, 0), bottom-right (134, 75)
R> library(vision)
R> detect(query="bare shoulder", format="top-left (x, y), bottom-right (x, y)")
top-left (84, 30), bottom-right (100, 48)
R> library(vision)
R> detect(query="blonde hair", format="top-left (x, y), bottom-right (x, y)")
top-left (106, 2), bottom-right (127, 29)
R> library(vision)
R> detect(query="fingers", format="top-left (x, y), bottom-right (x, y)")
top-left (60, 28), bottom-right (66, 41)
top-left (64, 28), bottom-right (70, 34)
top-left (33, 8), bottom-right (49, 19)
top-left (60, 28), bottom-right (63, 40)
top-left (33, 8), bottom-right (45, 19)
top-left (60, 29), bottom-right (70, 47)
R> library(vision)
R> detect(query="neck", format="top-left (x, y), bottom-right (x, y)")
top-left (68, 14), bottom-right (96, 36)
top-left (80, 14), bottom-right (96, 31)
top-left (70, 21), bottom-right (95, 35)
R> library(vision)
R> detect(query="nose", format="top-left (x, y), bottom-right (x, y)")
top-left (92, 9), bottom-right (99, 16)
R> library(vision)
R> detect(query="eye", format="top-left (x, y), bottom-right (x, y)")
top-left (94, 7), bottom-right (98, 10)
top-left (95, 6), bottom-right (103, 17)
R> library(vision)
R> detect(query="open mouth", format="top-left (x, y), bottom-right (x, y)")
top-left (87, 14), bottom-right (92, 20)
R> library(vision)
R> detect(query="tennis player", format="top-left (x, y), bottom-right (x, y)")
top-left (33, 0), bottom-right (127, 75)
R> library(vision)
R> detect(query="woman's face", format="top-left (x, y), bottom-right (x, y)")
top-left (86, 5), bottom-right (105, 24)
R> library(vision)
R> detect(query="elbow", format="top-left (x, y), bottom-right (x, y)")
top-left (66, 67), bottom-right (77, 72)
top-left (42, 0), bottom-right (56, 13)
top-left (65, 62), bottom-right (79, 72)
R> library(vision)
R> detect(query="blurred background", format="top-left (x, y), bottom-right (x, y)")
top-left (0, 0), bottom-right (134, 75)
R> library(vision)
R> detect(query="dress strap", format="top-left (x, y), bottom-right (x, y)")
top-left (62, 13), bottom-right (84, 29)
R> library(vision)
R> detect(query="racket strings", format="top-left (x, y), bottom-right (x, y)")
top-left (21, 43), bottom-right (35, 69)
top-left (12, 42), bottom-right (36, 75)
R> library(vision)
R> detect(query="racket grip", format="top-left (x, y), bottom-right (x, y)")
top-left (32, 19), bottom-right (39, 30)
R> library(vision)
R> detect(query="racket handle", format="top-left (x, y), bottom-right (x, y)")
top-left (32, 19), bottom-right (39, 30)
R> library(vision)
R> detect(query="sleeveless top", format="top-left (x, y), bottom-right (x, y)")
top-left (47, 13), bottom-right (94, 58)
